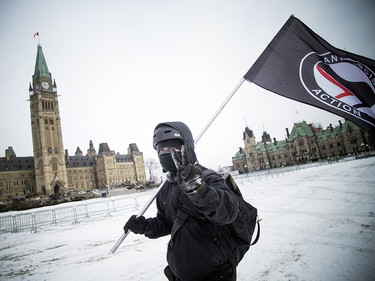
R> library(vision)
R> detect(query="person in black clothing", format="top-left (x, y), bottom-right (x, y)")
top-left (124, 121), bottom-right (240, 281)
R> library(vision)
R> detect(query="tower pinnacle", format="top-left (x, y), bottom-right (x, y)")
top-left (33, 45), bottom-right (50, 79)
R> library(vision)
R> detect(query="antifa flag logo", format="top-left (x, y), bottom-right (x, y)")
top-left (244, 16), bottom-right (375, 139)
top-left (300, 52), bottom-right (375, 128)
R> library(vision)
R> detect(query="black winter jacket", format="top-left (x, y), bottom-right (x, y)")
top-left (147, 122), bottom-right (240, 281)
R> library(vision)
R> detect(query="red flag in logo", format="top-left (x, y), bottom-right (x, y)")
top-left (244, 16), bottom-right (375, 140)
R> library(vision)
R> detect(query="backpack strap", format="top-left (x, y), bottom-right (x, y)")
top-left (251, 218), bottom-right (261, 246)
top-left (170, 193), bottom-right (206, 242)
top-left (222, 173), bottom-right (243, 197)
top-left (170, 208), bottom-right (189, 242)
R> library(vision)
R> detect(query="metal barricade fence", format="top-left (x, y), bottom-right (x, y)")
top-left (231, 161), bottom-right (328, 186)
top-left (0, 216), bottom-right (13, 233)
top-left (0, 159), bottom-right (348, 234)
top-left (13, 213), bottom-right (33, 232)
top-left (0, 191), bottom-right (152, 234)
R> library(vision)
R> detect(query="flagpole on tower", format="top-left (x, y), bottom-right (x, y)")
top-left (33, 32), bottom-right (40, 45)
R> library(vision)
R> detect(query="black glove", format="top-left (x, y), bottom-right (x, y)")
top-left (124, 215), bottom-right (149, 234)
top-left (171, 146), bottom-right (203, 193)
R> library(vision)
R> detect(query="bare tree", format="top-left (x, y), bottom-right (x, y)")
top-left (144, 157), bottom-right (161, 182)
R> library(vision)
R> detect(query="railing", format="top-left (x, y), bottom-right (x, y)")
top-left (231, 157), bottom-right (353, 185)
top-left (0, 191), bottom-right (151, 234)
top-left (0, 157), bottom-right (354, 234)
top-left (232, 161), bottom-right (319, 184)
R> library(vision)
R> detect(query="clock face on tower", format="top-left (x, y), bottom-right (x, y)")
top-left (42, 81), bottom-right (49, 90)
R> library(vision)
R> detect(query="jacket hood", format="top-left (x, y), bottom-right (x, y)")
top-left (153, 121), bottom-right (197, 165)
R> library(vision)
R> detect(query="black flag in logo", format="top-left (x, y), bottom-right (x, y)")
top-left (244, 15), bottom-right (375, 140)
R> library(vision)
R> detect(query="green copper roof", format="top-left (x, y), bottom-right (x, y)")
top-left (233, 148), bottom-right (246, 160)
top-left (288, 121), bottom-right (314, 140)
top-left (248, 140), bottom-right (288, 154)
top-left (341, 120), bottom-right (360, 133)
top-left (34, 45), bottom-right (50, 78)
top-left (266, 140), bottom-right (288, 152)
top-left (316, 125), bottom-right (341, 141)
top-left (254, 142), bottom-right (267, 152)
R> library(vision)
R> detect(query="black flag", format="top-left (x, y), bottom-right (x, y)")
top-left (244, 15), bottom-right (375, 139)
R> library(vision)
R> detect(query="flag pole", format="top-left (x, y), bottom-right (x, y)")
top-left (194, 78), bottom-right (245, 144)
top-left (110, 77), bottom-right (246, 254)
top-left (110, 179), bottom-right (168, 254)
top-left (33, 32), bottom-right (40, 45)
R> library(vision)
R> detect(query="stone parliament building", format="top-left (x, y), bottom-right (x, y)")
top-left (0, 45), bottom-right (146, 200)
top-left (232, 120), bottom-right (373, 173)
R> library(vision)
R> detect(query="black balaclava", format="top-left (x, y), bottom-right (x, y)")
top-left (157, 139), bottom-right (183, 174)
top-left (153, 122), bottom-right (198, 176)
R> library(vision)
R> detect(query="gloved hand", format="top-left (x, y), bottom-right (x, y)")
top-left (171, 146), bottom-right (203, 193)
top-left (124, 215), bottom-right (149, 234)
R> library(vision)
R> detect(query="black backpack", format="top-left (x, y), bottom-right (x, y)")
top-left (222, 173), bottom-right (260, 264)
top-left (171, 172), bottom-right (260, 266)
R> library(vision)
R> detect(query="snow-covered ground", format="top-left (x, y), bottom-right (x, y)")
top-left (1, 157), bottom-right (374, 281)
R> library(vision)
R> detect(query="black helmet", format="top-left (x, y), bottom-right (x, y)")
top-left (153, 125), bottom-right (184, 149)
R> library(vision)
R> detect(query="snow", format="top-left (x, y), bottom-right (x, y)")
top-left (1, 156), bottom-right (374, 281)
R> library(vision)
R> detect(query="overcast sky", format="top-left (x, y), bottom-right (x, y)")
top-left (0, 0), bottom-right (374, 169)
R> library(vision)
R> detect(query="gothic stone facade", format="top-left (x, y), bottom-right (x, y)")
top-left (0, 143), bottom-right (146, 200)
top-left (0, 45), bottom-right (146, 200)
top-left (233, 120), bottom-right (373, 173)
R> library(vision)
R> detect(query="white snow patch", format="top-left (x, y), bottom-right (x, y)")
top-left (1, 157), bottom-right (374, 280)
